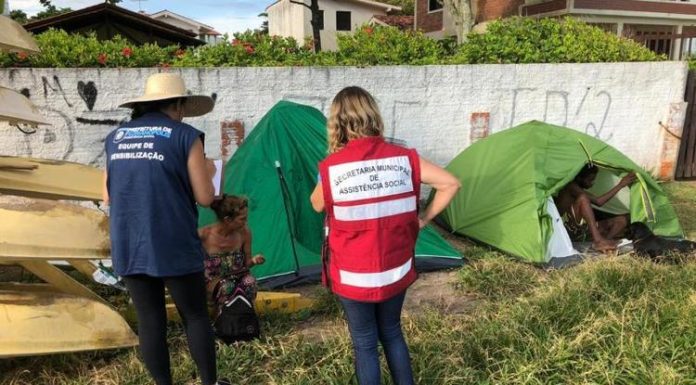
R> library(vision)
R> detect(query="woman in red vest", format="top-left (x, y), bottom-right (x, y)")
top-left (310, 86), bottom-right (460, 385)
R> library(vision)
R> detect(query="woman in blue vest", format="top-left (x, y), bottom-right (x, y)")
top-left (310, 86), bottom-right (461, 385)
top-left (103, 73), bottom-right (228, 385)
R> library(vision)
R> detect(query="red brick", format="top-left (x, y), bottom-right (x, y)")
top-left (416, 0), bottom-right (525, 31)
top-left (415, 0), bottom-right (443, 33)
top-left (477, 0), bottom-right (525, 22)
top-left (470, 112), bottom-right (490, 143)
top-left (220, 120), bottom-right (245, 161)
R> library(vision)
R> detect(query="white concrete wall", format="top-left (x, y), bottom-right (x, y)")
top-left (0, 62), bottom-right (687, 178)
top-left (268, 0), bottom-right (393, 50)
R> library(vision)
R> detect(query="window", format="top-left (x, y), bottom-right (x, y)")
top-left (317, 10), bottom-right (324, 30)
top-left (429, 0), bottom-right (443, 12)
top-left (336, 11), bottom-right (351, 31)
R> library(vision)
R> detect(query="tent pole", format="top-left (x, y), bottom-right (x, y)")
top-left (275, 161), bottom-right (301, 277)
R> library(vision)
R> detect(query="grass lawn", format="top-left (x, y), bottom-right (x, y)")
top-left (3, 182), bottom-right (696, 385)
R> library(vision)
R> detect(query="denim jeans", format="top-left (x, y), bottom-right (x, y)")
top-left (339, 292), bottom-right (415, 385)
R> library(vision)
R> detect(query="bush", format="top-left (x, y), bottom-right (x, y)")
top-left (336, 25), bottom-right (446, 65)
top-left (173, 31), bottom-right (315, 67)
top-left (0, 29), bottom-right (179, 68)
top-left (0, 18), bottom-right (667, 68)
top-left (454, 17), bottom-right (664, 64)
top-left (688, 58), bottom-right (696, 70)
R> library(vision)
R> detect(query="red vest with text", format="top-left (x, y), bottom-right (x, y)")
top-left (318, 136), bottom-right (420, 302)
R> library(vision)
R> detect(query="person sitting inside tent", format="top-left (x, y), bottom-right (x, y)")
top-left (199, 195), bottom-right (265, 307)
top-left (554, 164), bottom-right (637, 252)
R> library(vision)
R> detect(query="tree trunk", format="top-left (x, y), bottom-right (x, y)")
top-left (444, 0), bottom-right (474, 44)
top-left (309, 0), bottom-right (322, 52)
top-left (290, 0), bottom-right (322, 52)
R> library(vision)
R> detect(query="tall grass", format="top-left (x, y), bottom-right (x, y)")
top-left (4, 183), bottom-right (696, 384)
top-left (455, 256), bottom-right (696, 384)
top-left (663, 182), bottom-right (696, 239)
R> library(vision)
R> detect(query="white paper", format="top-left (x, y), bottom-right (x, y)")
top-left (212, 159), bottom-right (223, 197)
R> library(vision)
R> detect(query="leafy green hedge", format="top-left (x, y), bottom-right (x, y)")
top-left (0, 30), bottom-right (180, 68)
top-left (0, 18), bottom-right (663, 68)
top-left (456, 17), bottom-right (664, 64)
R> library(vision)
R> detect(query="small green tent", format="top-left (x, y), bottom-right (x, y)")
top-left (199, 101), bottom-right (462, 287)
top-left (438, 120), bottom-right (682, 265)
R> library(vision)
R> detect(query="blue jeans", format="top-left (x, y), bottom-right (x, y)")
top-left (339, 292), bottom-right (415, 385)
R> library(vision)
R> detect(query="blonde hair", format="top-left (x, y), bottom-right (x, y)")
top-left (327, 87), bottom-right (384, 154)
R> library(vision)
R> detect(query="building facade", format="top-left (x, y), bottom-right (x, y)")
top-left (521, 0), bottom-right (696, 59)
top-left (267, 0), bottom-right (401, 50)
top-left (149, 10), bottom-right (223, 45)
top-left (415, 0), bottom-right (525, 38)
top-left (416, 0), bottom-right (696, 59)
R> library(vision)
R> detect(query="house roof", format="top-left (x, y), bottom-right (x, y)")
top-left (266, 0), bottom-right (401, 12)
top-left (149, 9), bottom-right (222, 36)
top-left (23, 3), bottom-right (204, 47)
top-left (371, 15), bottom-right (414, 30)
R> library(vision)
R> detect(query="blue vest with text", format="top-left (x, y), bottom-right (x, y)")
top-left (105, 112), bottom-right (206, 277)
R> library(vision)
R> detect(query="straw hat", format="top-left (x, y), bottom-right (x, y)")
top-left (119, 73), bottom-right (215, 117)
top-left (0, 15), bottom-right (40, 54)
top-left (0, 87), bottom-right (49, 127)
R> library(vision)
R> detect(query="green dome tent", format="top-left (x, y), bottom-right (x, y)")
top-left (438, 120), bottom-right (682, 266)
top-left (199, 101), bottom-right (462, 287)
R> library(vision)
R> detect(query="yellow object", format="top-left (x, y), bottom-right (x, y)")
top-left (0, 87), bottom-right (50, 127)
top-left (255, 291), bottom-right (315, 315)
top-left (165, 291), bottom-right (315, 320)
top-left (0, 15), bottom-right (40, 53)
top-left (0, 196), bottom-right (138, 357)
top-left (0, 195), bottom-right (109, 259)
top-left (0, 156), bottom-right (102, 201)
top-left (0, 289), bottom-right (137, 358)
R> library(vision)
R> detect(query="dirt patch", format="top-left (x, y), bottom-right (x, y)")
top-left (290, 270), bottom-right (477, 342)
top-left (293, 318), bottom-right (346, 343)
top-left (403, 270), bottom-right (476, 315)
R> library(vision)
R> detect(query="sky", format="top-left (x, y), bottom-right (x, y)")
top-left (8, 0), bottom-right (269, 37)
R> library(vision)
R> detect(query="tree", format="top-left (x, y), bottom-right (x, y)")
top-left (31, 0), bottom-right (71, 21)
top-left (382, 0), bottom-right (415, 16)
top-left (31, 6), bottom-right (72, 21)
top-left (440, 0), bottom-right (473, 43)
top-left (10, 10), bottom-right (28, 24)
top-left (289, 0), bottom-right (321, 52)
top-left (257, 12), bottom-right (269, 35)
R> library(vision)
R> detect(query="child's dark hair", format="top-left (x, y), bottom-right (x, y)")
top-left (210, 194), bottom-right (248, 221)
top-left (575, 164), bottom-right (598, 182)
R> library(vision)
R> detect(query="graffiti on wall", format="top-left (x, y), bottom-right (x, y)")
top-left (4, 80), bottom-right (620, 165)
top-left (0, 65), bottom-right (681, 175)
top-left (509, 87), bottom-right (614, 141)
